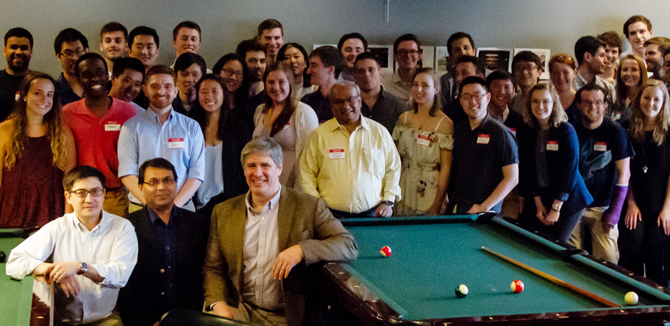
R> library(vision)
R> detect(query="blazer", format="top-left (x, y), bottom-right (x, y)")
top-left (518, 122), bottom-right (593, 215)
top-left (118, 206), bottom-right (210, 326)
top-left (203, 187), bottom-right (358, 325)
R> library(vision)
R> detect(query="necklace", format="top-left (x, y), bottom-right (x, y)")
top-left (641, 135), bottom-right (651, 174)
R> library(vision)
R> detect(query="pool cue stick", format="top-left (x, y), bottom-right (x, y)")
top-left (481, 246), bottom-right (621, 308)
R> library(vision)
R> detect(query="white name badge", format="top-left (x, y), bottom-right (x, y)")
top-left (329, 149), bottom-right (345, 159)
top-left (615, 112), bottom-right (622, 120)
top-left (547, 141), bottom-right (559, 151)
top-left (509, 128), bottom-right (517, 136)
top-left (477, 134), bottom-right (490, 144)
top-left (104, 123), bottom-right (121, 131)
top-left (168, 138), bottom-right (185, 149)
top-left (594, 142), bottom-right (607, 152)
top-left (14, 91), bottom-right (19, 101)
top-left (417, 132), bottom-right (432, 147)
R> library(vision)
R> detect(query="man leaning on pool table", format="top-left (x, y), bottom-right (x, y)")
top-left (451, 76), bottom-right (519, 214)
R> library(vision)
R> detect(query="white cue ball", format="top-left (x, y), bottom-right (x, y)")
top-left (625, 291), bottom-right (639, 305)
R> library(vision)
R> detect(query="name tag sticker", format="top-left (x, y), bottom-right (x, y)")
top-left (509, 128), bottom-right (517, 136)
top-left (329, 149), bottom-right (345, 159)
top-left (547, 141), bottom-right (559, 151)
top-left (615, 112), bottom-right (622, 120)
top-left (104, 122), bottom-right (121, 131)
top-left (14, 91), bottom-right (19, 101)
top-left (417, 132), bottom-right (432, 147)
top-left (594, 142), bottom-right (607, 152)
top-left (477, 134), bottom-right (490, 144)
top-left (168, 138), bottom-right (185, 149)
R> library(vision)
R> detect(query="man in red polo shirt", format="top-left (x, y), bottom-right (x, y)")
top-left (63, 52), bottom-right (138, 216)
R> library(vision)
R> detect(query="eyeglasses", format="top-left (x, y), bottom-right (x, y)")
top-left (143, 177), bottom-right (176, 187)
top-left (396, 50), bottom-right (420, 57)
top-left (60, 49), bottom-right (86, 59)
top-left (331, 95), bottom-right (360, 106)
top-left (460, 93), bottom-right (487, 102)
top-left (581, 100), bottom-right (605, 108)
top-left (514, 64), bottom-right (538, 72)
top-left (221, 68), bottom-right (244, 78)
top-left (70, 188), bottom-right (104, 198)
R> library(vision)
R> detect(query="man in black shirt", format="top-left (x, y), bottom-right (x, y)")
top-left (0, 27), bottom-right (33, 121)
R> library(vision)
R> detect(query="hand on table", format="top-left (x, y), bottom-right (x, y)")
top-left (467, 204), bottom-right (487, 214)
top-left (272, 244), bottom-right (303, 280)
top-left (374, 204), bottom-right (393, 217)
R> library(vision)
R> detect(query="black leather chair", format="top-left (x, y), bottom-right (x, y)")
top-left (159, 309), bottom-right (257, 326)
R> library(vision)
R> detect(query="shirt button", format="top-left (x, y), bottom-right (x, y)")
top-left (166, 247), bottom-right (170, 250)
top-left (160, 269), bottom-right (165, 273)
top-left (161, 292), bottom-right (165, 295)
top-left (168, 265), bottom-right (172, 269)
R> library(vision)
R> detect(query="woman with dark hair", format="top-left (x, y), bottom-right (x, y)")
top-left (277, 43), bottom-right (317, 100)
top-left (615, 54), bottom-right (648, 124)
top-left (0, 72), bottom-right (76, 228)
top-left (517, 83), bottom-right (593, 242)
top-left (191, 74), bottom-right (251, 217)
top-left (393, 68), bottom-right (453, 215)
top-left (212, 53), bottom-right (253, 129)
top-left (619, 81), bottom-right (670, 286)
top-left (252, 62), bottom-right (318, 189)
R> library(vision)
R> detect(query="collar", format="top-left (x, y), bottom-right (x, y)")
top-left (245, 185), bottom-right (282, 215)
top-left (326, 116), bottom-right (369, 133)
top-left (69, 211), bottom-right (105, 233)
top-left (488, 106), bottom-right (509, 123)
top-left (147, 205), bottom-right (177, 226)
top-left (145, 105), bottom-right (175, 124)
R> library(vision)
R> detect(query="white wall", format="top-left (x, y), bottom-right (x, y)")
top-left (0, 0), bottom-right (666, 77)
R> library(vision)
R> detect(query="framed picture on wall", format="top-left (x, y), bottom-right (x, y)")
top-left (514, 48), bottom-right (551, 80)
top-left (477, 48), bottom-right (512, 72)
top-left (435, 46), bottom-right (449, 75)
top-left (368, 45), bottom-right (393, 75)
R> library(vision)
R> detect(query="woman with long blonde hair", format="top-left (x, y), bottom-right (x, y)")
top-left (0, 72), bottom-right (76, 228)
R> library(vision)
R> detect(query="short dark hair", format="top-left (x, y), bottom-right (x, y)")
top-left (512, 50), bottom-right (542, 72)
top-left (456, 55), bottom-right (485, 75)
top-left (257, 19), bottom-right (283, 37)
top-left (75, 52), bottom-right (108, 77)
top-left (447, 32), bottom-right (475, 57)
top-left (486, 70), bottom-right (515, 89)
top-left (235, 39), bottom-right (266, 59)
top-left (337, 33), bottom-right (368, 51)
top-left (597, 31), bottom-right (622, 53)
top-left (354, 51), bottom-right (381, 68)
top-left (644, 37), bottom-right (670, 56)
top-left (575, 80), bottom-right (610, 104)
top-left (309, 46), bottom-right (345, 79)
top-left (574, 36), bottom-right (605, 65)
top-left (277, 43), bottom-right (311, 87)
top-left (63, 166), bottom-right (106, 192)
top-left (112, 57), bottom-right (145, 79)
top-left (138, 158), bottom-right (177, 185)
top-left (54, 28), bottom-right (89, 54)
top-left (128, 26), bottom-right (159, 48)
top-left (100, 22), bottom-right (128, 40)
top-left (393, 33), bottom-right (421, 54)
top-left (459, 76), bottom-right (487, 96)
top-left (623, 15), bottom-right (652, 37)
top-left (5, 27), bottom-right (33, 48)
top-left (145, 65), bottom-right (176, 84)
top-left (173, 21), bottom-right (201, 41)
top-left (174, 52), bottom-right (207, 74)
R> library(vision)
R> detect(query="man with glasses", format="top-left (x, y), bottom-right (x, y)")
top-left (7, 165), bottom-right (138, 326)
top-left (568, 82), bottom-right (633, 264)
top-left (54, 28), bottom-right (89, 106)
top-left (0, 27), bottom-right (33, 121)
top-left (509, 51), bottom-right (542, 114)
top-left (451, 76), bottom-right (518, 214)
top-left (300, 81), bottom-right (401, 218)
top-left (119, 158), bottom-right (209, 326)
top-left (443, 55), bottom-right (486, 124)
top-left (383, 33), bottom-right (422, 103)
top-left (118, 65), bottom-right (205, 213)
top-left (573, 36), bottom-right (615, 103)
top-left (303, 45), bottom-right (345, 124)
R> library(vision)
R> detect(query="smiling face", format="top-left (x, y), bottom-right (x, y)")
top-left (330, 83), bottom-right (362, 126)
top-left (411, 72), bottom-right (437, 107)
top-left (306, 56), bottom-right (334, 87)
top-left (283, 46), bottom-right (306, 78)
top-left (218, 60), bottom-right (244, 93)
top-left (66, 177), bottom-right (105, 221)
top-left (259, 28), bottom-right (284, 61)
top-left (460, 83), bottom-right (490, 121)
top-left (627, 21), bottom-right (653, 53)
top-left (100, 31), bottom-right (127, 61)
top-left (111, 68), bottom-right (143, 102)
top-left (144, 73), bottom-right (178, 110)
top-left (341, 38), bottom-right (365, 68)
top-left (603, 45), bottom-right (620, 70)
top-left (244, 152), bottom-right (282, 200)
top-left (513, 60), bottom-right (540, 90)
top-left (394, 40), bottom-right (420, 71)
top-left (177, 63), bottom-right (203, 102)
top-left (454, 62), bottom-right (479, 87)
top-left (198, 79), bottom-right (224, 112)
top-left (129, 34), bottom-right (159, 68)
top-left (450, 37), bottom-right (475, 62)
top-left (644, 44), bottom-right (663, 74)
top-left (620, 58), bottom-right (641, 90)
top-left (488, 78), bottom-right (514, 110)
top-left (549, 62), bottom-right (575, 93)
top-left (640, 85), bottom-right (664, 122)
top-left (4, 36), bottom-right (32, 73)
top-left (265, 69), bottom-right (291, 105)
top-left (78, 57), bottom-right (109, 99)
top-left (578, 89), bottom-right (606, 126)
top-left (173, 27), bottom-right (200, 56)
top-left (140, 167), bottom-right (177, 211)
top-left (25, 78), bottom-right (54, 118)
top-left (530, 89), bottom-right (553, 125)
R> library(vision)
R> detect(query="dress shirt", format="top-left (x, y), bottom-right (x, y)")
top-left (573, 73), bottom-right (616, 102)
top-left (118, 106), bottom-right (206, 203)
top-left (6, 212), bottom-right (138, 324)
top-left (300, 117), bottom-right (401, 213)
top-left (382, 72), bottom-right (411, 103)
top-left (147, 207), bottom-right (177, 307)
top-left (242, 187), bottom-right (282, 310)
top-left (360, 86), bottom-right (409, 135)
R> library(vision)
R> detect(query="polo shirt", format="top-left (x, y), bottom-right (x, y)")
top-left (361, 86), bottom-right (409, 135)
top-left (301, 88), bottom-right (332, 124)
top-left (118, 106), bottom-right (205, 203)
top-left (63, 98), bottom-right (138, 189)
top-left (452, 113), bottom-right (518, 213)
top-left (54, 72), bottom-right (82, 106)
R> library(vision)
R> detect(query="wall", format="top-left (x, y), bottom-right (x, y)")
top-left (0, 0), bottom-right (666, 77)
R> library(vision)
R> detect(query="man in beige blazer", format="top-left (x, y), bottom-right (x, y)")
top-left (203, 136), bottom-right (358, 326)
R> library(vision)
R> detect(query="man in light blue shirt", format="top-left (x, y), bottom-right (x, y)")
top-left (118, 65), bottom-right (205, 212)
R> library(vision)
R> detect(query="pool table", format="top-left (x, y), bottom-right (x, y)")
top-left (322, 214), bottom-right (670, 325)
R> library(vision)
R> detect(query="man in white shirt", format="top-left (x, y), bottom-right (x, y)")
top-left (382, 33), bottom-right (421, 103)
top-left (622, 15), bottom-right (653, 59)
top-left (6, 166), bottom-right (138, 325)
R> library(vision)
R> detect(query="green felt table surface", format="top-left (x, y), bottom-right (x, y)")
top-left (342, 216), bottom-right (670, 321)
top-left (0, 230), bottom-right (34, 326)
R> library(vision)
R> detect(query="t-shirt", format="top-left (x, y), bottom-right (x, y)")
top-left (575, 119), bottom-right (634, 207)
top-left (0, 70), bottom-right (26, 121)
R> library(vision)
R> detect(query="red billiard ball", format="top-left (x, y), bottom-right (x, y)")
top-left (511, 280), bottom-right (524, 293)
top-left (380, 246), bottom-right (392, 257)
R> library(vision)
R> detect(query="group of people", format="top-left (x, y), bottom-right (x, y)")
top-left (2, 13), bottom-right (670, 326)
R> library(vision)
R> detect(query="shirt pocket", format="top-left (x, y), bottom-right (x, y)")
top-left (362, 146), bottom-right (384, 177)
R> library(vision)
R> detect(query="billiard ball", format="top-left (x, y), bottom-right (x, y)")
top-left (455, 284), bottom-right (468, 298)
top-left (511, 280), bottom-right (524, 293)
top-left (625, 291), bottom-right (639, 305)
top-left (0, 250), bottom-right (5, 263)
top-left (380, 246), bottom-right (392, 257)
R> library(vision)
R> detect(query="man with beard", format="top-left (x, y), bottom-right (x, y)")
top-left (99, 22), bottom-right (128, 76)
top-left (63, 53), bottom-right (138, 217)
top-left (109, 57), bottom-right (145, 111)
top-left (236, 39), bottom-right (267, 112)
top-left (54, 28), bottom-right (89, 106)
top-left (257, 19), bottom-right (284, 65)
top-left (172, 53), bottom-right (206, 117)
top-left (644, 37), bottom-right (670, 80)
top-left (0, 27), bottom-right (32, 121)
top-left (568, 82), bottom-right (633, 264)
top-left (118, 65), bottom-right (205, 213)
top-left (573, 36), bottom-right (615, 102)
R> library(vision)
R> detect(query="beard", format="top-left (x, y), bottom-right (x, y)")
top-left (8, 53), bottom-right (29, 72)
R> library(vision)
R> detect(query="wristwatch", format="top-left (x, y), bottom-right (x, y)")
top-left (551, 203), bottom-right (561, 212)
top-left (78, 261), bottom-right (88, 275)
top-left (382, 200), bottom-right (394, 208)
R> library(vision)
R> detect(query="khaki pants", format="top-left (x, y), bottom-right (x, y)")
top-left (568, 206), bottom-right (620, 264)
top-left (237, 301), bottom-right (287, 326)
top-left (103, 187), bottom-right (129, 217)
top-left (82, 311), bottom-right (123, 326)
